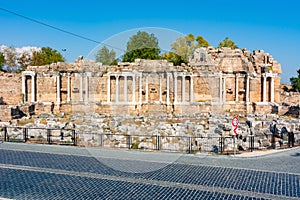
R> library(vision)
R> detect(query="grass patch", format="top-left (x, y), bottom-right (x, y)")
top-left (17, 118), bottom-right (34, 126)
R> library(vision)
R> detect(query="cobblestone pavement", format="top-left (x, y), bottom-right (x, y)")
top-left (0, 143), bottom-right (299, 199)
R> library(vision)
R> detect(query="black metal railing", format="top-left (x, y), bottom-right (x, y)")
top-left (0, 126), bottom-right (299, 154)
top-left (0, 126), bottom-right (77, 146)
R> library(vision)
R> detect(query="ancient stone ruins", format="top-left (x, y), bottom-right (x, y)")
top-left (0, 47), bottom-right (299, 153)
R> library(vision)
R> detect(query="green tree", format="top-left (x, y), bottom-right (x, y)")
top-left (0, 52), bottom-right (5, 71)
top-left (161, 52), bottom-right (187, 66)
top-left (95, 46), bottom-right (117, 65)
top-left (289, 69), bottom-right (300, 92)
top-left (218, 37), bottom-right (238, 49)
top-left (196, 36), bottom-right (210, 47)
top-left (18, 51), bottom-right (32, 70)
top-left (122, 31), bottom-right (160, 62)
top-left (31, 47), bottom-right (64, 66)
top-left (171, 34), bottom-right (210, 60)
top-left (3, 47), bottom-right (17, 72)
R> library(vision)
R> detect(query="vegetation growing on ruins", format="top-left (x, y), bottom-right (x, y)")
top-left (161, 52), bottom-right (187, 66)
top-left (218, 36), bottom-right (238, 49)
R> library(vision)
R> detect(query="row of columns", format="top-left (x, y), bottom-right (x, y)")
top-left (107, 74), bottom-right (136, 103)
top-left (21, 71), bottom-right (276, 105)
top-left (71, 72), bottom-right (275, 104)
top-left (220, 73), bottom-right (251, 104)
top-left (234, 73), bottom-right (250, 102)
top-left (173, 74), bottom-right (194, 103)
top-left (220, 72), bottom-right (275, 103)
top-left (107, 73), bottom-right (173, 104)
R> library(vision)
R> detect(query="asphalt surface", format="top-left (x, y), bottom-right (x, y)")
top-left (0, 142), bottom-right (299, 199)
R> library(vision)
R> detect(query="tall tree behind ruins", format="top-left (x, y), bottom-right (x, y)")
top-left (2, 46), bottom-right (17, 72)
top-left (95, 46), bottom-right (117, 65)
top-left (0, 52), bottom-right (5, 71)
top-left (31, 47), bottom-right (64, 66)
top-left (170, 34), bottom-right (210, 60)
top-left (122, 31), bottom-right (160, 62)
top-left (290, 69), bottom-right (300, 92)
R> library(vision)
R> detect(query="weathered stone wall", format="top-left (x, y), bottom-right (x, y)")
top-left (280, 91), bottom-right (300, 105)
top-left (36, 74), bottom-right (57, 102)
top-left (0, 72), bottom-right (22, 105)
top-left (249, 78), bottom-right (262, 102)
top-left (0, 106), bottom-right (13, 121)
top-left (0, 47), bottom-right (289, 119)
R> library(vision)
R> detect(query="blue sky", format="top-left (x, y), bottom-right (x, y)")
top-left (0, 0), bottom-right (299, 83)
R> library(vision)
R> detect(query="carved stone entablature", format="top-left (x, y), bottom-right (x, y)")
top-left (189, 47), bottom-right (216, 67)
top-left (22, 71), bottom-right (36, 76)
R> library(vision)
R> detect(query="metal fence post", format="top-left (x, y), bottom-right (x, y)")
top-left (23, 128), bottom-right (28, 142)
top-left (188, 136), bottom-right (192, 154)
top-left (249, 135), bottom-right (254, 152)
top-left (47, 129), bottom-right (51, 144)
top-left (72, 130), bottom-right (76, 146)
top-left (98, 134), bottom-right (103, 147)
top-left (3, 126), bottom-right (7, 142)
top-left (127, 135), bottom-right (131, 149)
top-left (219, 136), bottom-right (224, 154)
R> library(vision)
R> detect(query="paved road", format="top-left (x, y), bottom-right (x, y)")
top-left (0, 142), bottom-right (299, 199)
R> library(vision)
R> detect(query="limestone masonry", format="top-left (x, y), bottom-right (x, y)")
top-left (1, 47), bottom-right (300, 152)
top-left (0, 47), bottom-right (289, 119)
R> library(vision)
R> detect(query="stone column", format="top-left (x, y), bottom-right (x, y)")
top-left (116, 75), bottom-right (119, 103)
top-left (246, 74), bottom-right (250, 102)
top-left (132, 75), bottom-right (136, 103)
top-left (263, 74), bottom-right (267, 102)
top-left (190, 75), bottom-right (193, 102)
top-left (85, 74), bottom-right (89, 104)
top-left (159, 74), bottom-right (162, 102)
top-left (31, 74), bottom-right (35, 102)
top-left (22, 75), bottom-right (26, 102)
top-left (124, 75), bottom-right (128, 102)
top-left (174, 74), bottom-right (178, 103)
top-left (139, 74), bottom-right (142, 104)
top-left (270, 76), bottom-right (274, 102)
top-left (145, 75), bottom-right (148, 103)
top-left (80, 73), bottom-right (83, 102)
top-left (56, 74), bottom-right (60, 104)
top-left (219, 72), bottom-right (222, 104)
top-left (235, 74), bottom-right (239, 102)
top-left (223, 75), bottom-right (226, 103)
top-left (182, 75), bottom-right (186, 102)
top-left (67, 73), bottom-right (71, 102)
top-left (107, 75), bottom-right (111, 102)
top-left (166, 73), bottom-right (170, 105)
